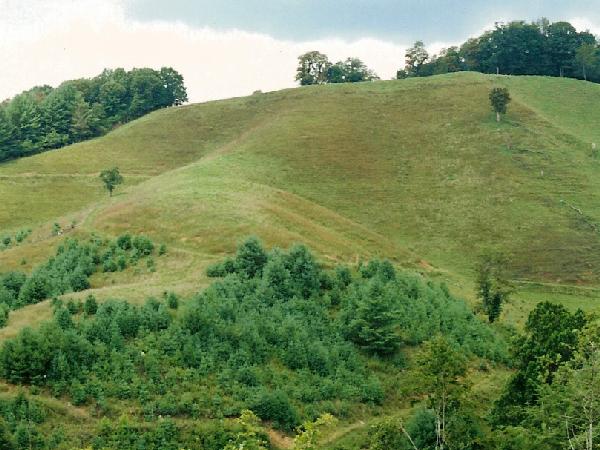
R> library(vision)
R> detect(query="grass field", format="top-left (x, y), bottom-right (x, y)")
top-left (2, 71), bottom-right (600, 447)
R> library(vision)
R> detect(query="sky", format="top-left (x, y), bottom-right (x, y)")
top-left (1, 0), bottom-right (600, 103)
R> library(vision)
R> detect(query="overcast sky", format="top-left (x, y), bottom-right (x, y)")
top-left (1, 0), bottom-right (600, 103)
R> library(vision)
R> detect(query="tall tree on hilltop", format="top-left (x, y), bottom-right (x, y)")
top-left (576, 44), bottom-right (599, 81)
top-left (296, 51), bottom-right (331, 86)
top-left (404, 41), bottom-right (429, 77)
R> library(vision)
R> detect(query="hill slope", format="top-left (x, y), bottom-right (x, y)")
top-left (4, 72), bottom-right (600, 282)
top-left (2, 72), bottom-right (600, 448)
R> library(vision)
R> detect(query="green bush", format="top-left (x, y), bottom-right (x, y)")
top-left (116, 233), bottom-right (132, 250)
top-left (251, 389), bottom-right (299, 431)
top-left (84, 295), bottom-right (98, 316)
top-left (132, 236), bottom-right (154, 256)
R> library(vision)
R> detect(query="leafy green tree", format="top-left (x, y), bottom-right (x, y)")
top-left (529, 323), bottom-right (600, 449)
top-left (295, 51), bottom-right (331, 85)
top-left (224, 410), bottom-right (269, 450)
top-left (489, 87), bottom-right (511, 122)
top-left (492, 302), bottom-right (586, 426)
top-left (575, 44), bottom-right (598, 81)
top-left (234, 237), bottom-right (268, 278)
top-left (546, 22), bottom-right (581, 77)
top-left (0, 108), bottom-right (17, 162)
top-left (404, 41), bottom-right (429, 77)
top-left (475, 251), bottom-right (511, 322)
top-left (327, 58), bottom-right (378, 83)
top-left (99, 167), bottom-right (124, 196)
top-left (70, 93), bottom-right (104, 140)
top-left (418, 336), bottom-right (468, 449)
top-left (294, 413), bottom-right (337, 450)
top-left (159, 67), bottom-right (188, 106)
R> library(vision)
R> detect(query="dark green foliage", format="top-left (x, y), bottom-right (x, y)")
top-left (404, 408), bottom-right (438, 450)
top-left (491, 302), bottom-right (587, 426)
top-left (489, 87), bottom-right (511, 121)
top-left (1, 235), bottom-right (155, 310)
top-left (0, 239), bottom-right (507, 446)
top-left (0, 420), bottom-right (14, 450)
top-left (476, 251), bottom-right (511, 322)
top-left (341, 278), bottom-right (401, 356)
top-left (296, 51), bottom-right (378, 85)
top-left (340, 271), bottom-right (507, 360)
top-left (99, 167), bottom-right (123, 196)
top-left (54, 306), bottom-right (74, 329)
top-left (327, 58), bottom-right (379, 83)
top-left (234, 237), bottom-right (268, 278)
top-left (0, 304), bottom-right (9, 328)
top-left (0, 275), bottom-right (22, 308)
top-left (251, 389), bottom-right (299, 431)
top-left (116, 233), bottom-right (132, 250)
top-left (15, 239), bottom-right (95, 307)
top-left (206, 257), bottom-right (236, 277)
top-left (0, 67), bottom-right (187, 163)
top-left (132, 235), bottom-right (154, 256)
top-left (399, 19), bottom-right (600, 83)
top-left (164, 292), bottom-right (179, 309)
top-left (13, 423), bottom-right (44, 450)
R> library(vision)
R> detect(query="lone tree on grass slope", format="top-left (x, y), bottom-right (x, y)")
top-left (99, 167), bottom-right (123, 196)
top-left (489, 87), bottom-right (511, 122)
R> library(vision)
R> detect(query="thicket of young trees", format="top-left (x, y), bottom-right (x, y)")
top-left (0, 234), bottom-right (159, 321)
top-left (0, 237), bottom-right (506, 449)
top-left (0, 67), bottom-right (187, 162)
top-left (399, 19), bottom-right (600, 83)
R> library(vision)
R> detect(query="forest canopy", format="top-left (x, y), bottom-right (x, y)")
top-left (398, 19), bottom-right (600, 82)
top-left (0, 67), bottom-right (187, 163)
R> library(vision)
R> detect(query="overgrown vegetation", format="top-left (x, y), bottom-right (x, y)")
top-left (0, 238), bottom-right (506, 448)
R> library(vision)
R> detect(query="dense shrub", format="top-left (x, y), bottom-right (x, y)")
top-left (132, 236), bottom-right (154, 256)
top-left (251, 389), bottom-right (299, 431)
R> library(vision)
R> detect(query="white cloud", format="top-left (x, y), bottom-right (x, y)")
top-left (10, 2), bottom-right (594, 104)
top-left (0, 0), bottom-right (415, 103)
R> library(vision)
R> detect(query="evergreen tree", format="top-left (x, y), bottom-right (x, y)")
top-left (344, 279), bottom-right (400, 355)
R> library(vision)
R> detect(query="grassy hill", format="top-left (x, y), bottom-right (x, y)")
top-left (2, 71), bottom-right (600, 447)
top-left (3, 73), bottom-right (600, 287)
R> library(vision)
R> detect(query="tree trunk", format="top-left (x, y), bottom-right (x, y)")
top-left (583, 64), bottom-right (587, 81)
top-left (496, 112), bottom-right (501, 122)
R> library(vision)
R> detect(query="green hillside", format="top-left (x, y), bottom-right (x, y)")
top-left (4, 73), bottom-right (600, 281)
top-left (1, 72), bottom-right (600, 448)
